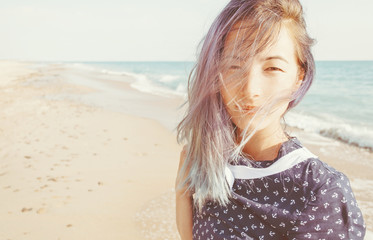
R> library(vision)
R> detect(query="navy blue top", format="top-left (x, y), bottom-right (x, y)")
top-left (192, 137), bottom-right (366, 239)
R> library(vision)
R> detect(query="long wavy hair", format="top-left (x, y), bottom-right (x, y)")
top-left (176, 0), bottom-right (315, 213)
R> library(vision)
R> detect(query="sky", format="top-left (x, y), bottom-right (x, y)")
top-left (1, 0), bottom-right (372, 62)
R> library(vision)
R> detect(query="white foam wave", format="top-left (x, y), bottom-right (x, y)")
top-left (175, 83), bottom-right (186, 94)
top-left (99, 69), bottom-right (130, 76)
top-left (69, 63), bottom-right (187, 98)
top-left (129, 75), bottom-right (186, 98)
top-left (69, 63), bottom-right (134, 78)
top-left (159, 74), bottom-right (179, 83)
top-left (286, 111), bottom-right (373, 150)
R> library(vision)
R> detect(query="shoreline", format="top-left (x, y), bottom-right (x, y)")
top-left (0, 60), bottom-right (372, 239)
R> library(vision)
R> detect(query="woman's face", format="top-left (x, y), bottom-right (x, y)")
top-left (220, 24), bottom-right (304, 134)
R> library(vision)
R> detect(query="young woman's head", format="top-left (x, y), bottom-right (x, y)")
top-left (220, 21), bottom-right (305, 138)
top-left (177, 0), bottom-right (315, 212)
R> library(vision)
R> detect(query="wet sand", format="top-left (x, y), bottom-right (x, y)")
top-left (0, 61), bottom-right (372, 239)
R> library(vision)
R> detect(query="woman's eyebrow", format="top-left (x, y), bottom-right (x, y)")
top-left (223, 55), bottom-right (245, 61)
top-left (262, 55), bottom-right (289, 64)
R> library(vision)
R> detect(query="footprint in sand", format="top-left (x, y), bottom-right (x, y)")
top-left (98, 181), bottom-right (103, 186)
top-left (24, 156), bottom-right (31, 159)
top-left (0, 171), bottom-right (8, 177)
top-left (37, 208), bottom-right (46, 214)
top-left (68, 135), bottom-right (78, 139)
top-left (47, 177), bottom-right (57, 182)
top-left (21, 207), bottom-right (33, 213)
top-left (123, 137), bottom-right (128, 141)
top-left (66, 224), bottom-right (73, 228)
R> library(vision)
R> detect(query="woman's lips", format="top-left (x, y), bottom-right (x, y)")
top-left (242, 105), bottom-right (256, 111)
top-left (235, 104), bottom-right (258, 113)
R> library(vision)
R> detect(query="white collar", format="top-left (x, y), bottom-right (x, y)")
top-left (225, 147), bottom-right (318, 190)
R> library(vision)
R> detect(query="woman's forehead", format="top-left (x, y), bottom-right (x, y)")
top-left (223, 23), bottom-right (256, 53)
top-left (223, 24), bottom-right (297, 64)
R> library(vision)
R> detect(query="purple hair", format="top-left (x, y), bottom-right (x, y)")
top-left (176, 0), bottom-right (315, 213)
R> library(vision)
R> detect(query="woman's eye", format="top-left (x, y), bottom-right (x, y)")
top-left (229, 65), bottom-right (241, 70)
top-left (266, 67), bottom-right (283, 72)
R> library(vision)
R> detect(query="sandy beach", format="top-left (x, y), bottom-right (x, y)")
top-left (0, 61), bottom-right (372, 239)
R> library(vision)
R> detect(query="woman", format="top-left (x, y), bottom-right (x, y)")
top-left (175, 0), bottom-right (366, 239)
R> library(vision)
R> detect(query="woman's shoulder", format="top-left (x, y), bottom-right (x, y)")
top-left (287, 158), bottom-right (366, 239)
top-left (284, 137), bottom-right (350, 189)
top-left (289, 137), bottom-right (342, 170)
top-left (291, 148), bottom-right (352, 195)
top-left (289, 153), bottom-right (366, 237)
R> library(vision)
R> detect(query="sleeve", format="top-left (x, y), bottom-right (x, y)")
top-left (286, 172), bottom-right (366, 240)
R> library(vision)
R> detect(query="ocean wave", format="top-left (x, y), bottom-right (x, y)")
top-left (158, 74), bottom-right (180, 83)
top-left (286, 111), bottom-right (373, 151)
top-left (70, 63), bottom-right (187, 98)
top-left (112, 71), bottom-right (186, 98)
top-left (175, 83), bottom-right (186, 94)
top-left (129, 74), bottom-right (186, 98)
top-left (70, 63), bottom-right (135, 78)
top-left (99, 69), bottom-right (130, 76)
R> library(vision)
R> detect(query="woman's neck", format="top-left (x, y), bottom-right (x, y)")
top-left (236, 124), bottom-right (289, 161)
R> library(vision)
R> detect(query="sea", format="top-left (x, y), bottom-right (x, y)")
top-left (69, 61), bottom-right (373, 151)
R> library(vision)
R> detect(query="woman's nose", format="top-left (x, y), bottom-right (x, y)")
top-left (242, 70), bottom-right (262, 100)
